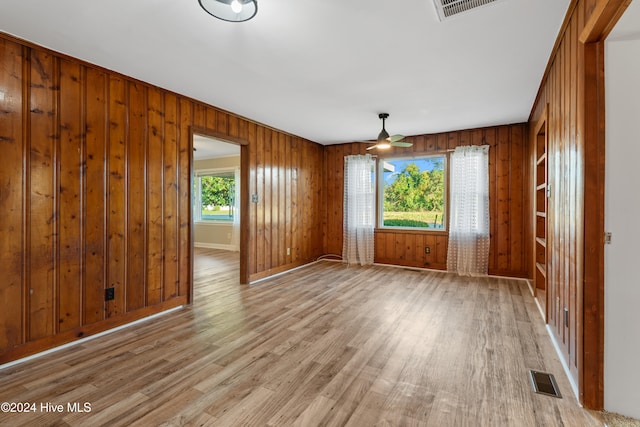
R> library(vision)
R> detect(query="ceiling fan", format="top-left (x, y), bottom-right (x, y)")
top-left (364, 113), bottom-right (413, 150)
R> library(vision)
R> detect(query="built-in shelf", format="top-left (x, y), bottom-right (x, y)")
top-left (536, 153), bottom-right (547, 165)
top-left (533, 109), bottom-right (548, 321)
top-left (536, 262), bottom-right (547, 278)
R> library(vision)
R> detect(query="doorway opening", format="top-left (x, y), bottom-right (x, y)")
top-left (191, 133), bottom-right (247, 294)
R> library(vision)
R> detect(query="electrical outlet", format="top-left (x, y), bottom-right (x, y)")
top-left (425, 246), bottom-right (431, 254)
top-left (105, 287), bottom-right (115, 301)
top-left (287, 247), bottom-right (291, 256)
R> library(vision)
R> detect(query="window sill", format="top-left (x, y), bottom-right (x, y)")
top-left (194, 220), bottom-right (234, 226)
top-left (375, 228), bottom-right (448, 235)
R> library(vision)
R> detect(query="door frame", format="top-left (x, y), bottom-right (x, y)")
top-left (189, 126), bottom-right (250, 303)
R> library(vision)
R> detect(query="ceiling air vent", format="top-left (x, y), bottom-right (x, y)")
top-left (433, 0), bottom-right (501, 21)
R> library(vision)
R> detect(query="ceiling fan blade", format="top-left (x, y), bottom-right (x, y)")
top-left (390, 141), bottom-right (413, 147)
top-left (387, 134), bottom-right (405, 142)
top-left (366, 145), bottom-right (378, 150)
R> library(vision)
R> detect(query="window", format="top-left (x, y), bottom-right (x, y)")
top-left (194, 169), bottom-right (236, 222)
top-left (378, 155), bottom-right (446, 230)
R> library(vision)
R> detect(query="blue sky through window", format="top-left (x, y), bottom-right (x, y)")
top-left (383, 157), bottom-right (444, 185)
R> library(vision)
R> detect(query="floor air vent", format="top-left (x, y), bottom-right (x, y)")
top-left (529, 370), bottom-right (562, 398)
top-left (433, 0), bottom-right (501, 21)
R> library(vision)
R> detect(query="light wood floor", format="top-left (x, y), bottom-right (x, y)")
top-left (0, 248), bottom-right (604, 426)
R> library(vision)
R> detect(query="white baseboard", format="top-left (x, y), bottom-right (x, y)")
top-left (545, 324), bottom-right (581, 404)
top-left (194, 242), bottom-right (238, 251)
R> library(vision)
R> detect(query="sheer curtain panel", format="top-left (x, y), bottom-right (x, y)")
top-left (447, 145), bottom-right (490, 276)
top-left (343, 154), bottom-right (375, 266)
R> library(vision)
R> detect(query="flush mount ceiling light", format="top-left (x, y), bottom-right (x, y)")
top-left (198, 0), bottom-right (257, 22)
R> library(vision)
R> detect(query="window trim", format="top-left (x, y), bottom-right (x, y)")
top-left (194, 167), bottom-right (238, 224)
top-left (376, 153), bottom-right (448, 232)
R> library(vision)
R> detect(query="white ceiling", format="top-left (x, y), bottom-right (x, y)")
top-left (0, 0), bottom-right (570, 145)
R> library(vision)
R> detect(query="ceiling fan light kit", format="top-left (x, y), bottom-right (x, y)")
top-left (365, 113), bottom-right (413, 150)
top-left (198, 0), bottom-right (258, 22)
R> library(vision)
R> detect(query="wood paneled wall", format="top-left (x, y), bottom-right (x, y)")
top-left (0, 33), bottom-right (324, 363)
top-left (247, 126), bottom-right (324, 281)
top-left (528, 0), bottom-right (610, 409)
top-left (323, 124), bottom-right (530, 278)
top-left (529, 1), bottom-right (585, 390)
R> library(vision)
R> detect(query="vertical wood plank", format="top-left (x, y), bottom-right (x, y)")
top-left (435, 235), bottom-right (447, 267)
top-left (425, 135), bottom-right (436, 152)
top-left (177, 99), bottom-right (192, 298)
top-left (568, 13), bottom-right (579, 373)
top-left (163, 94), bottom-right (179, 299)
top-left (290, 137), bottom-right (299, 262)
top-left (496, 126), bottom-right (510, 273)
top-left (395, 234), bottom-right (406, 262)
top-left (193, 104), bottom-right (206, 129)
top-left (205, 107), bottom-right (216, 131)
top-left (263, 129), bottom-right (272, 270)
top-left (256, 126), bottom-right (265, 273)
top-left (436, 133), bottom-right (448, 152)
top-left (414, 234), bottom-right (425, 266)
top-left (0, 38), bottom-right (25, 348)
top-left (216, 111), bottom-right (228, 135)
top-left (301, 140), bottom-right (310, 261)
top-left (107, 76), bottom-right (127, 317)
top-left (509, 124), bottom-right (524, 275)
top-left (28, 49), bottom-right (56, 340)
top-left (574, 2), bottom-right (586, 379)
top-left (285, 135), bottom-right (293, 263)
top-left (228, 115), bottom-right (239, 139)
top-left (58, 58), bottom-right (83, 332)
top-left (146, 88), bottom-right (164, 306)
top-left (83, 67), bottom-right (107, 325)
top-left (126, 82), bottom-right (147, 311)
top-left (248, 122), bottom-right (257, 275)
top-left (278, 133), bottom-right (286, 266)
top-left (271, 131), bottom-right (280, 267)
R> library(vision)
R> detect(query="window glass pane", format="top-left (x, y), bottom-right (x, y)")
top-left (381, 156), bottom-right (446, 230)
top-left (200, 174), bottom-right (235, 221)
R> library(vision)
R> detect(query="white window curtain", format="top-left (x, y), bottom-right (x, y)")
top-left (447, 145), bottom-right (490, 276)
top-left (343, 154), bottom-right (375, 266)
top-left (231, 168), bottom-right (241, 251)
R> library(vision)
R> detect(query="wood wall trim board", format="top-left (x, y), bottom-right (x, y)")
top-left (179, 98), bottom-right (193, 303)
top-left (0, 297), bottom-right (186, 364)
top-left (191, 125), bottom-right (250, 146)
top-left (240, 143), bottom-right (250, 284)
top-left (579, 0), bottom-right (633, 43)
top-left (581, 40), bottom-right (605, 410)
